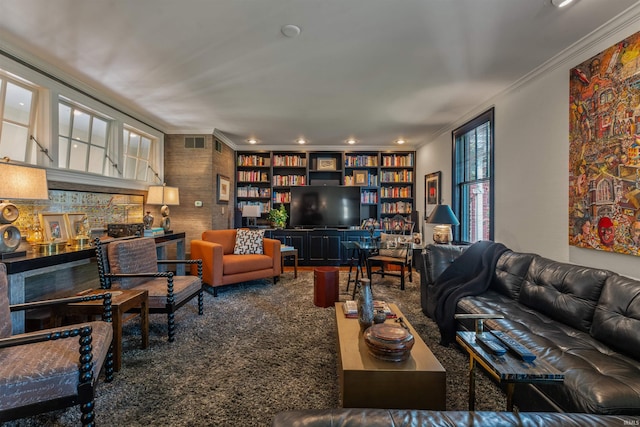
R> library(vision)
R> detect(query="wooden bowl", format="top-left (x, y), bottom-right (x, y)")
top-left (364, 323), bottom-right (415, 362)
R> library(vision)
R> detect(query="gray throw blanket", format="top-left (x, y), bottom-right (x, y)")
top-left (433, 240), bottom-right (508, 345)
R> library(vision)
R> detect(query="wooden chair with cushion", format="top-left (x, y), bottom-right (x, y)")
top-left (0, 263), bottom-right (115, 426)
top-left (367, 215), bottom-right (414, 290)
top-left (95, 237), bottom-right (204, 342)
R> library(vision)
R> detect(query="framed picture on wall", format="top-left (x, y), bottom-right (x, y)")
top-left (424, 171), bottom-right (441, 218)
top-left (217, 174), bottom-right (230, 203)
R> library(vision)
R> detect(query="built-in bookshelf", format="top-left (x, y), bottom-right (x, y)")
top-left (236, 152), bottom-right (272, 219)
top-left (379, 152), bottom-right (414, 221)
top-left (234, 150), bottom-right (414, 227)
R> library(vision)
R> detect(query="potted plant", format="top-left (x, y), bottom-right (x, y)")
top-left (268, 204), bottom-right (288, 228)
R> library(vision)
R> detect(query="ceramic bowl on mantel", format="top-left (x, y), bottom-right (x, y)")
top-left (363, 323), bottom-right (415, 362)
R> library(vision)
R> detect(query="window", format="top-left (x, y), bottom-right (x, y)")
top-left (123, 127), bottom-right (156, 181)
top-left (0, 77), bottom-right (37, 163)
top-left (452, 108), bottom-right (494, 243)
top-left (58, 101), bottom-right (110, 174)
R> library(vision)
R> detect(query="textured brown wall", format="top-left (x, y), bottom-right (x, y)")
top-left (164, 134), bottom-right (235, 254)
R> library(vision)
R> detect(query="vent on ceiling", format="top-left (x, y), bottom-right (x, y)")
top-left (185, 136), bottom-right (205, 148)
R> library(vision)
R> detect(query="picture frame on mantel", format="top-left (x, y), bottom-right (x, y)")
top-left (425, 171), bottom-right (441, 218)
top-left (39, 212), bottom-right (69, 242)
top-left (217, 174), bottom-right (230, 204)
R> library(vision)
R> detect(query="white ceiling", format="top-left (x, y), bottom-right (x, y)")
top-left (1, 0), bottom-right (639, 149)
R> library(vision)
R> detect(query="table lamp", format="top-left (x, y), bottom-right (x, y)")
top-left (147, 184), bottom-right (180, 233)
top-left (0, 161), bottom-right (49, 257)
top-left (242, 204), bottom-right (261, 227)
top-left (425, 204), bottom-right (459, 244)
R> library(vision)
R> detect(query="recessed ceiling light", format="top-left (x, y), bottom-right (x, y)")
top-left (396, 139), bottom-right (406, 145)
top-left (281, 25), bottom-right (301, 38)
top-left (247, 138), bottom-right (258, 144)
top-left (551, 0), bottom-right (574, 7)
top-left (297, 138), bottom-right (306, 145)
top-left (346, 138), bottom-right (357, 145)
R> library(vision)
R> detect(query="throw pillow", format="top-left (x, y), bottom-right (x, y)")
top-left (234, 228), bottom-right (265, 255)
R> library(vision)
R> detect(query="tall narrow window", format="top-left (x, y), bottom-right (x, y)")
top-left (123, 127), bottom-right (156, 182)
top-left (58, 101), bottom-right (110, 174)
top-left (0, 78), bottom-right (37, 163)
top-left (452, 108), bottom-right (494, 243)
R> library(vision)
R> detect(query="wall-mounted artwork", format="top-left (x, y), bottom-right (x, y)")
top-left (569, 30), bottom-right (640, 256)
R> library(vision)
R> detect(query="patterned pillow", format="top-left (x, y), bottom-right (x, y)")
top-left (234, 229), bottom-right (265, 255)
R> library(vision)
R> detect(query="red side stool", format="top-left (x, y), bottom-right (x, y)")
top-left (314, 266), bottom-right (340, 308)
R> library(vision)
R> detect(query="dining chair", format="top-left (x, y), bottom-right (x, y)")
top-left (367, 215), bottom-right (415, 290)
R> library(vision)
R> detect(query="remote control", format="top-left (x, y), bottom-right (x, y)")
top-left (490, 330), bottom-right (537, 362)
top-left (476, 333), bottom-right (507, 356)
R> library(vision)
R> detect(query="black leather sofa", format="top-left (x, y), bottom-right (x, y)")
top-left (420, 243), bottom-right (640, 415)
top-left (272, 408), bottom-right (640, 426)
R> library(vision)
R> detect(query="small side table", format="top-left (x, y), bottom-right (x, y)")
top-left (65, 288), bottom-right (149, 371)
top-left (281, 246), bottom-right (298, 278)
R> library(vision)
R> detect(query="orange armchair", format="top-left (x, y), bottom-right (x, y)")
top-left (190, 229), bottom-right (281, 296)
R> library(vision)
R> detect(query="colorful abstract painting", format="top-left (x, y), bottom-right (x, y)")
top-left (569, 31), bottom-right (640, 255)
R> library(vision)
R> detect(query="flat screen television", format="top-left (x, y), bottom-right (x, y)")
top-left (290, 186), bottom-right (361, 228)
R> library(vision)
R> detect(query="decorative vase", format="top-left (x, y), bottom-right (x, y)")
top-left (357, 278), bottom-right (374, 332)
top-left (373, 309), bottom-right (386, 324)
top-left (143, 211), bottom-right (154, 229)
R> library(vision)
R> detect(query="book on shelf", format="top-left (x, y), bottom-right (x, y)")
top-left (342, 300), bottom-right (396, 318)
top-left (143, 228), bottom-right (164, 237)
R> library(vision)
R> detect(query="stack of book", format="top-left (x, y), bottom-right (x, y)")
top-left (143, 227), bottom-right (164, 237)
top-left (342, 300), bottom-right (396, 318)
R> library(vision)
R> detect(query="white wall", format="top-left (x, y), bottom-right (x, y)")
top-left (417, 9), bottom-right (640, 279)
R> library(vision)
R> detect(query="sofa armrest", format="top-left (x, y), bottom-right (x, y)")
top-left (190, 240), bottom-right (224, 286)
top-left (263, 238), bottom-right (281, 276)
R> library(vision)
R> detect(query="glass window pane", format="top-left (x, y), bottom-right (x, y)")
top-left (88, 146), bottom-right (105, 174)
top-left (58, 137), bottom-right (69, 168)
top-left (139, 137), bottom-right (151, 158)
top-left (59, 104), bottom-right (71, 137)
top-left (4, 82), bottom-right (33, 125)
top-left (128, 133), bottom-right (140, 156)
top-left (0, 122), bottom-right (28, 161)
top-left (124, 156), bottom-right (137, 179)
top-left (136, 159), bottom-right (148, 181)
top-left (91, 117), bottom-right (108, 147)
top-left (68, 141), bottom-right (88, 171)
top-left (71, 110), bottom-right (90, 142)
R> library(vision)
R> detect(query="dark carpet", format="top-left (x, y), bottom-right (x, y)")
top-left (8, 270), bottom-right (506, 426)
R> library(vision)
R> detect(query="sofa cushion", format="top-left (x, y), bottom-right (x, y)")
top-left (591, 274), bottom-right (640, 359)
top-left (491, 251), bottom-right (536, 300)
top-left (224, 254), bottom-right (273, 275)
top-left (234, 229), bottom-right (264, 255)
top-left (518, 256), bottom-right (611, 332)
top-left (107, 238), bottom-right (159, 288)
top-left (0, 263), bottom-right (11, 338)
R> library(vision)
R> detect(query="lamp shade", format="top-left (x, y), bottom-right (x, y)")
top-left (242, 205), bottom-right (261, 217)
top-left (0, 163), bottom-right (49, 200)
top-left (147, 185), bottom-right (180, 205)
top-left (425, 204), bottom-right (460, 226)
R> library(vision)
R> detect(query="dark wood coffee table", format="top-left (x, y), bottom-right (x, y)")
top-left (335, 302), bottom-right (446, 410)
top-left (66, 288), bottom-right (149, 371)
top-left (456, 330), bottom-right (564, 411)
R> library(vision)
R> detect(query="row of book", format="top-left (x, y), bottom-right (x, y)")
top-left (342, 300), bottom-right (397, 318)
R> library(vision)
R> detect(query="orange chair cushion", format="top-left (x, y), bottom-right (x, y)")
top-left (223, 254), bottom-right (273, 275)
